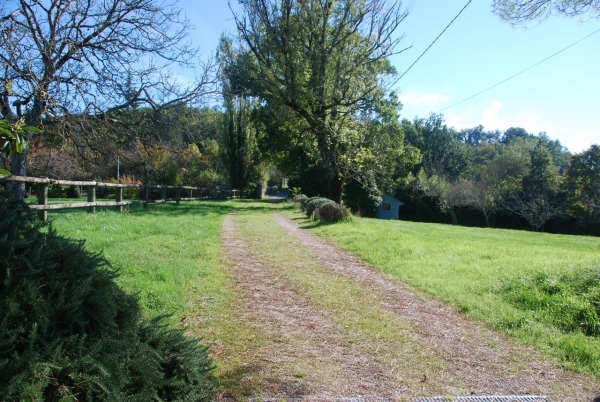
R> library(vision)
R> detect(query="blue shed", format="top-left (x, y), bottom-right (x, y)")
top-left (377, 194), bottom-right (404, 220)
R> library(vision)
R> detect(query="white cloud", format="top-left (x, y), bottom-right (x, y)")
top-left (446, 101), bottom-right (550, 133)
top-left (444, 100), bottom-right (596, 153)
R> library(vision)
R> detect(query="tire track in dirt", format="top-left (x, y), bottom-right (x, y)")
top-left (221, 213), bottom-right (436, 399)
top-left (273, 213), bottom-right (599, 401)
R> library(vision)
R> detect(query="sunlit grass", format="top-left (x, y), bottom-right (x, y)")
top-left (289, 211), bottom-right (600, 375)
top-left (50, 201), bottom-right (235, 321)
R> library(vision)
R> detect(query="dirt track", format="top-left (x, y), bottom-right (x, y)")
top-left (217, 211), bottom-right (599, 401)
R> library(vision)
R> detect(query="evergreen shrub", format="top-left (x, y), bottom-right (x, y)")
top-left (299, 196), bottom-right (319, 211)
top-left (293, 194), bottom-right (308, 204)
top-left (314, 202), bottom-right (350, 223)
top-left (305, 197), bottom-right (334, 218)
top-left (0, 192), bottom-right (215, 401)
top-left (47, 184), bottom-right (69, 198)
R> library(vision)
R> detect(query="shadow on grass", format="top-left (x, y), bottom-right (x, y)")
top-left (218, 363), bottom-right (308, 399)
top-left (44, 199), bottom-right (236, 220)
top-left (43, 198), bottom-right (299, 221)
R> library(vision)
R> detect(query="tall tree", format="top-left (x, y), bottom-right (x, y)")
top-left (523, 139), bottom-right (560, 193)
top-left (565, 144), bottom-right (600, 224)
top-left (232, 0), bottom-right (409, 202)
top-left (0, 0), bottom-right (218, 198)
top-left (493, 0), bottom-right (600, 25)
top-left (404, 114), bottom-right (472, 181)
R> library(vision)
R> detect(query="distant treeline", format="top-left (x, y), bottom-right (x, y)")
top-left (3, 104), bottom-right (597, 236)
top-left (294, 114), bottom-right (600, 236)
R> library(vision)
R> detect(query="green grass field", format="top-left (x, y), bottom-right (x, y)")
top-left (49, 200), bottom-right (236, 324)
top-left (48, 200), bottom-right (600, 376)
top-left (292, 210), bottom-right (600, 374)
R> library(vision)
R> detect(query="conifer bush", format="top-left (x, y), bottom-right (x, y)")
top-left (293, 194), bottom-right (308, 204)
top-left (314, 202), bottom-right (351, 223)
top-left (305, 197), bottom-right (334, 218)
top-left (0, 192), bottom-right (215, 401)
top-left (300, 195), bottom-right (320, 211)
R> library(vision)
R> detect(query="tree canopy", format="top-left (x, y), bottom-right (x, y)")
top-left (0, 0), bottom-right (218, 198)
top-left (232, 0), bottom-right (411, 202)
top-left (493, 0), bottom-right (600, 25)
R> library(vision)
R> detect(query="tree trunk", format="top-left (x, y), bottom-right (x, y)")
top-left (449, 208), bottom-right (457, 225)
top-left (8, 148), bottom-right (28, 200)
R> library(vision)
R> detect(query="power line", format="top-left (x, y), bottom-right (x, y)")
top-left (395, 0), bottom-right (473, 84)
top-left (438, 26), bottom-right (600, 113)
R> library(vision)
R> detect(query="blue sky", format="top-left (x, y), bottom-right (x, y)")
top-left (182, 1), bottom-right (599, 153)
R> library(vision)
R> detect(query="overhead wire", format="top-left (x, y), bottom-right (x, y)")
top-left (394, 0), bottom-right (473, 85)
top-left (438, 26), bottom-right (600, 112)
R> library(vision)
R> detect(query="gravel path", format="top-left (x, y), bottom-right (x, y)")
top-left (217, 211), bottom-right (599, 401)
top-left (272, 214), bottom-right (599, 400)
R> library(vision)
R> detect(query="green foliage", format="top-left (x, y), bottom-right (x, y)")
top-left (404, 114), bottom-right (472, 181)
top-left (314, 202), bottom-right (351, 223)
top-left (343, 180), bottom-right (382, 218)
top-left (565, 145), bottom-right (600, 226)
top-left (233, 0), bottom-right (411, 202)
top-left (290, 187), bottom-right (303, 197)
top-left (523, 139), bottom-right (559, 193)
top-left (293, 193), bottom-right (308, 204)
top-left (47, 184), bottom-right (70, 198)
top-left (305, 197), bottom-right (334, 218)
top-left (502, 266), bottom-right (600, 337)
top-left (0, 118), bottom-right (39, 168)
top-left (288, 165), bottom-right (330, 198)
top-left (0, 192), bottom-right (216, 401)
top-left (300, 196), bottom-right (319, 211)
top-left (0, 119), bottom-right (41, 156)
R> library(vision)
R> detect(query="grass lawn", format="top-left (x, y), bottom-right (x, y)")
top-left (46, 198), bottom-right (600, 378)
top-left (289, 209), bottom-right (600, 375)
top-left (49, 200), bottom-right (236, 324)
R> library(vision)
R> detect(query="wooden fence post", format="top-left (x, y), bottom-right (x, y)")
top-left (116, 187), bottom-right (123, 212)
top-left (176, 187), bottom-right (181, 204)
top-left (144, 186), bottom-right (149, 208)
top-left (87, 185), bottom-right (96, 214)
top-left (37, 183), bottom-right (48, 221)
top-left (161, 186), bottom-right (166, 202)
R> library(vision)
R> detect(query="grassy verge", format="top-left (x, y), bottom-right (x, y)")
top-left (49, 200), bottom-right (235, 322)
top-left (285, 209), bottom-right (600, 375)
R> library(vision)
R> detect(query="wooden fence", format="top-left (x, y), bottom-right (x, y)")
top-left (0, 175), bottom-right (244, 221)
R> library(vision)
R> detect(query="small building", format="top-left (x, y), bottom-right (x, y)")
top-left (377, 194), bottom-right (404, 220)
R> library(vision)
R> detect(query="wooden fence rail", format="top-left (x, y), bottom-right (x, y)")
top-left (0, 175), bottom-right (244, 221)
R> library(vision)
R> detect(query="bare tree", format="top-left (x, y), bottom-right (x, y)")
top-left (418, 173), bottom-right (470, 225)
top-left (493, 0), bottom-right (600, 25)
top-left (0, 0), bottom-right (218, 198)
top-left (505, 189), bottom-right (565, 231)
